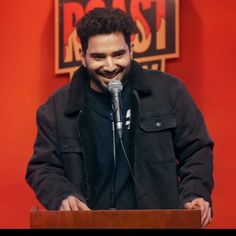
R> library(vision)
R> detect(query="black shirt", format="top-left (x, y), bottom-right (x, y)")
top-left (86, 85), bottom-right (136, 210)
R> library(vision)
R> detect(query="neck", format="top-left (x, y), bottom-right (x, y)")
top-left (90, 80), bottom-right (102, 93)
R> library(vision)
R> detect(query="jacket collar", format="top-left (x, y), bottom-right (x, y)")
top-left (128, 60), bottom-right (153, 94)
top-left (64, 60), bottom-right (153, 115)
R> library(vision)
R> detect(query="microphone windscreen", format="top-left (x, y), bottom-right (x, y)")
top-left (108, 80), bottom-right (123, 93)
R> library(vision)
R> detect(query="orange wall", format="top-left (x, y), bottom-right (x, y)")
top-left (0, 0), bottom-right (235, 228)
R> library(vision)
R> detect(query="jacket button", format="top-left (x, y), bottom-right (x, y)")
top-left (156, 122), bottom-right (162, 127)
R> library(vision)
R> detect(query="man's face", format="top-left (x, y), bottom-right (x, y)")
top-left (81, 32), bottom-right (133, 92)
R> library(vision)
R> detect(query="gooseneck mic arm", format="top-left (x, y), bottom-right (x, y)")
top-left (109, 113), bottom-right (117, 209)
top-left (108, 80), bottom-right (123, 139)
top-left (108, 80), bottom-right (136, 209)
top-left (108, 80), bottom-right (123, 209)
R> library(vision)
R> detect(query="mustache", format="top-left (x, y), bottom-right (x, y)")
top-left (96, 67), bottom-right (124, 78)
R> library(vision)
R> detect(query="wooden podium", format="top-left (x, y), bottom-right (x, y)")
top-left (30, 209), bottom-right (201, 229)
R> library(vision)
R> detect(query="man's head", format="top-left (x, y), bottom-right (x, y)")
top-left (76, 7), bottom-right (137, 92)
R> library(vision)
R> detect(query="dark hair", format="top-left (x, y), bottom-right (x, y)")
top-left (76, 7), bottom-right (137, 53)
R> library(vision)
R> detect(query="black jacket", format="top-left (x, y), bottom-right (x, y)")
top-left (26, 60), bottom-right (214, 210)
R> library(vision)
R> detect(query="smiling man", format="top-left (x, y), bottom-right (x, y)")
top-left (26, 7), bottom-right (214, 228)
top-left (81, 32), bottom-right (132, 92)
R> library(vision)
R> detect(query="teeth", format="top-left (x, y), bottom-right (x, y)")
top-left (104, 74), bottom-right (117, 79)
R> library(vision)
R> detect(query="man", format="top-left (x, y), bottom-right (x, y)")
top-left (26, 7), bottom-right (214, 228)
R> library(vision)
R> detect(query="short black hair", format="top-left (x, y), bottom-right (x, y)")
top-left (76, 7), bottom-right (137, 53)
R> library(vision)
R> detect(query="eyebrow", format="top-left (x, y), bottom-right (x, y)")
top-left (112, 49), bottom-right (126, 56)
top-left (90, 49), bottom-right (127, 58)
top-left (90, 53), bottom-right (106, 58)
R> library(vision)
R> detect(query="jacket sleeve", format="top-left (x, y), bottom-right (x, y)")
top-left (173, 81), bottom-right (214, 208)
top-left (25, 98), bottom-right (86, 210)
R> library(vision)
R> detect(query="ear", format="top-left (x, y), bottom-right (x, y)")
top-left (130, 43), bottom-right (134, 59)
top-left (79, 48), bottom-right (87, 67)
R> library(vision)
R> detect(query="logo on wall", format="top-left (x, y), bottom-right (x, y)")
top-left (55, 0), bottom-right (179, 77)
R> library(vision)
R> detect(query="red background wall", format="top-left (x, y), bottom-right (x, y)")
top-left (0, 0), bottom-right (235, 228)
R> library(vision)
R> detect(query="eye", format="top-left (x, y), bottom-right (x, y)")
top-left (112, 50), bottom-right (126, 58)
top-left (114, 53), bottom-right (123, 58)
top-left (90, 54), bottom-right (106, 61)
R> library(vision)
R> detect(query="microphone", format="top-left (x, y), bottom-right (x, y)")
top-left (108, 80), bottom-right (123, 139)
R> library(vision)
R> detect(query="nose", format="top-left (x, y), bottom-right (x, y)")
top-left (103, 57), bottom-right (116, 72)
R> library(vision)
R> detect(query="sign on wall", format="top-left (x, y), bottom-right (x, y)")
top-left (55, 0), bottom-right (179, 77)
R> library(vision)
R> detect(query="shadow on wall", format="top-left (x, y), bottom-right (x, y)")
top-left (39, 0), bottom-right (69, 105)
top-left (166, 0), bottom-right (204, 109)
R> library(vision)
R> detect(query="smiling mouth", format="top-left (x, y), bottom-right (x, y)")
top-left (102, 73), bottom-right (119, 79)
top-left (97, 70), bottom-right (122, 80)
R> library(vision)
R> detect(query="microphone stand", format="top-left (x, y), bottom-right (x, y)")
top-left (109, 117), bottom-right (136, 210)
top-left (109, 113), bottom-right (117, 210)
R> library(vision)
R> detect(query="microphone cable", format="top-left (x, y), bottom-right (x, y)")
top-left (109, 113), bottom-right (137, 210)
top-left (119, 137), bottom-right (137, 186)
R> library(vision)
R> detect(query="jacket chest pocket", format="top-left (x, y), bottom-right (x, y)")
top-left (58, 132), bottom-right (82, 154)
top-left (58, 132), bottom-right (85, 189)
top-left (138, 110), bottom-right (176, 164)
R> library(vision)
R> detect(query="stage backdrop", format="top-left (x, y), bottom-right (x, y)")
top-left (54, 0), bottom-right (179, 76)
top-left (0, 0), bottom-right (236, 228)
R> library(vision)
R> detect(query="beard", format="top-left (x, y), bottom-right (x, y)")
top-left (90, 74), bottom-right (109, 93)
top-left (88, 65), bottom-right (130, 93)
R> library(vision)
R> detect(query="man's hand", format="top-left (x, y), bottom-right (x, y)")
top-left (184, 197), bottom-right (212, 228)
top-left (59, 195), bottom-right (91, 211)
